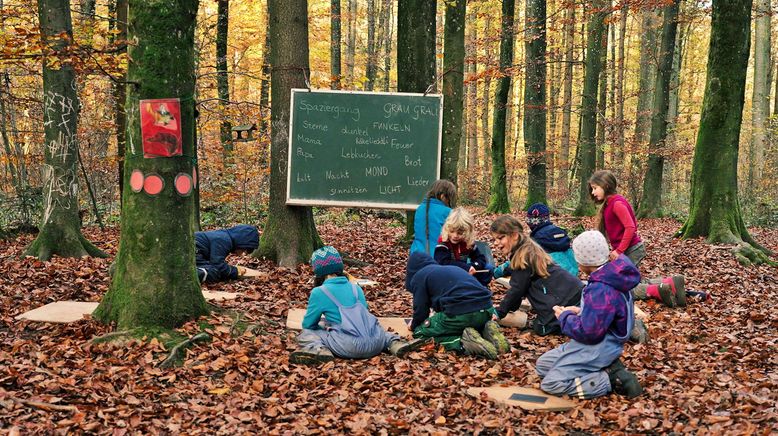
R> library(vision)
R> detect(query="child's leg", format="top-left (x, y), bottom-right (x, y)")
top-left (413, 310), bottom-right (492, 352)
top-left (291, 329), bottom-right (335, 365)
top-left (623, 242), bottom-right (646, 266)
top-left (536, 342), bottom-right (568, 378)
top-left (539, 338), bottom-right (623, 400)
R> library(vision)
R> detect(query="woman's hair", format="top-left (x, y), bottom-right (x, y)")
top-left (426, 179), bottom-right (457, 207)
top-left (440, 207), bottom-right (475, 246)
top-left (589, 170), bottom-right (619, 236)
top-left (314, 272), bottom-right (347, 287)
top-left (490, 215), bottom-right (551, 278)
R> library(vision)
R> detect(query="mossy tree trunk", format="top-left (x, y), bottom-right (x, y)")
top-left (26, 0), bottom-right (106, 261)
top-left (94, 0), bottom-right (206, 329)
top-left (255, 0), bottom-right (321, 266)
top-left (573, 0), bottom-right (608, 217)
top-left (216, 0), bottom-right (232, 154)
top-left (441, 0), bottom-right (465, 184)
top-left (677, 0), bottom-right (771, 264)
top-left (486, 0), bottom-right (515, 213)
top-left (638, 0), bottom-right (679, 218)
top-left (398, 0), bottom-right (436, 241)
top-left (748, 0), bottom-right (770, 196)
top-left (523, 0), bottom-right (546, 208)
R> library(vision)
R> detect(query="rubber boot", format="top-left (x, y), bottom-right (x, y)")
top-left (605, 359), bottom-right (643, 398)
top-left (664, 275), bottom-right (687, 307)
top-left (388, 337), bottom-right (430, 358)
top-left (289, 346), bottom-right (335, 365)
top-left (481, 320), bottom-right (510, 354)
top-left (461, 327), bottom-right (498, 360)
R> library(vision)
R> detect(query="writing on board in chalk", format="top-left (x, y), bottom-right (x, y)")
top-left (297, 173), bottom-right (311, 182)
top-left (380, 185), bottom-right (401, 195)
top-left (297, 148), bottom-right (314, 159)
top-left (366, 166), bottom-right (388, 177)
top-left (404, 156), bottom-right (421, 166)
top-left (303, 121), bottom-right (328, 131)
top-left (356, 136), bottom-right (389, 145)
top-left (299, 100), bottom-right (361, 121)
top-left (373, 121), bottom-right (411, 132)
top-left (407, 176), bottom-right (429, 186)
top-left (342, 148), bottom-right (381, 159)
top-left (383, 103), bottom-right (439, 120)
top-left (296, 134), bottom-right (322, 145)
top-left (342, 126), bottom-right (368, 136)
top-left (330, 186), bottom-right (368, 195)
top-left (326, 170), bottom-right (350, 180)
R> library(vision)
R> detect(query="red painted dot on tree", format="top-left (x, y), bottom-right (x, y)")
top-left (175, 173), bottom-right (192, 196)
top-left (130, 170), bottom-right (144, 193)
top-left (143, 174), bottom-right (164, 195)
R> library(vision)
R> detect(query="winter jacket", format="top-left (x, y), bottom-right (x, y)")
top-left (405, 252), bottom-right (493, 330)
top-left (497, 256), bottom-right (584, 335)
top-left (434, 238), bottom-right (492, 285)
top-left (529, 222), bottom-right (578, 276)
top-left (558, 254), bottom-right (641, 345)
top-left (195, 225), bottom-right (259, 283)
top-left (410, 198), bottom-right (451, 255)
top-left (301, 276), bottom-right (369, 330)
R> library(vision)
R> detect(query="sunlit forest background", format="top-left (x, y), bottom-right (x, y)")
top-left (1, 0), bottom-right (776, 232)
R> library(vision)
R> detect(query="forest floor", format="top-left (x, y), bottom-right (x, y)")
top-left (1, 211), bottom-right (777, 434)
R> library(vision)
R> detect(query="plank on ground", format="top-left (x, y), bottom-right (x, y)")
top-left (466, 385), bottom-right (575, 412)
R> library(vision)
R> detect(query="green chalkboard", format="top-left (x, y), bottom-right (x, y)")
top-left (286, 89), bottom-right (442, 209)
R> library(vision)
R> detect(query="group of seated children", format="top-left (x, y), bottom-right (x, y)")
top-left (289, 172), bottom-right (696, 400)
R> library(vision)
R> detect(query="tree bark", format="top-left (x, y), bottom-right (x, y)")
top-left (558, 2), bottom-right (575, 195)
top-left (94, 0), bottom-right (204, 329)
top-left (678, 0), bottom-right (770, 262)
top-left (26, 0), bottom-right (105, 260)
top-left (441, 0), bottom-right (465, 183)
top-left (466, 12), bottom-right (478, 174)
top-left (331, 0), bottom-right (342, 89)
top-left (216, 0), bottom-right (232, 153)
top-left (480, 17), bottom-right (493, 186)
top-left (523, 0), bottom-right (546, 207)
top-left (595, 20), bottom-right (607, 170)
top-left (366, 0), bottom-right (377, 90)
top-left (573, 0), bottom-right (608, 216)
top-left (109, 0), bottom-right (128, 202)
top-left (380, 0), bottom-right (392, 91)
top-left (256, 0), bottom-right (321, 266)
top-left (638, 0), bottom-right (679, 218)
top-left (614, 3), bottom-right (627, 169)
top-left (398, 0), bottom-right (436, 241)
top-left (748, 0), bottom-right (770, 195)
top-left (665, 1), bottom-right (685, 199)
top-left (259, 27), bottom-right (270, 135)
top-left (346, 0), bottom-right (356, 87)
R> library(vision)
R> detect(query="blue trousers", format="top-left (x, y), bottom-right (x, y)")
top-left (296, 327), bottom-right (399, 359)
top-left (536, 333), bottom-right (624, 399)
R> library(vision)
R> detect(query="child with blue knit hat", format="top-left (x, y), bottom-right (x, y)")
top-left (290, 246), bottom-right (428, 365)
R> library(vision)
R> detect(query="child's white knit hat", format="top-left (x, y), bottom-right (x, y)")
top-left (572, 230), bottom-right (610, 266)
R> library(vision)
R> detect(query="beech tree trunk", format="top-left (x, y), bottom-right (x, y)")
top-left (573, 0), bottom-right (608, 216)
top-left (596, 21), bottom-right (607, 170)
top-left (366, 0), bottom-right (377, 90)
top-left (638, 0), bottom-right (679, 218)
top-left (216, 0), bottom-right (232, 153)
top-left (558, 2), bottom-right (575, 195)
top-left (748, 0), bottom-right (770, 195)
top-left (26, 0), bottom-right (106, 260)
top-left (94, 0), bottom-right (204, 329)
top-left (678, 0), bottom-right (771, 264)
top-left (614, 4), bottom-right (627, 169)
top-left (441, 0), bottom-right (465, 183)
top-left (466, 12), bottom-right (478, 174)
top-left (381, 0), bottom-right (392, 91)
top-left (346, 0), bottom-right (356, 87)
top-left (523, 0), bottom-right (547, 207)
top-left (331, 0), bottom-right (341, 89)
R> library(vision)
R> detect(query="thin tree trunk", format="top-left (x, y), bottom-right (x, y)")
top-left (524, 0), bottom-right (547, 207)
top-left (614, 3), bottom-right (627, 169)
top-left (608, 12), bottom-right (615, 165)
top-left (486, 0), bottom-right (514, 213)
top-left (331, 0), bottom-right (342, 89)
top-left (381, 0), bottom-right (392, 91)
top-left (558, 2), bottom-right (575, 196)
top-left (748, 0), bottom-right (770, 195)
top-left (596, 19), bottom-right (608, 170)
top-left (480, 16), bottom-right (493, 185)
top-left (466, 12), bottom-right (478, 174)
top-left (93, 0), bottom-right (203, 329)
top-left (366, 0), bottom-right (377, 90)
top-left (441, 0), bottom-right (465, 183)
top-left (665, 1), bottom-right (685, 199)
top-left (216, 0), bottom-right (232, 153)
top-left (259, 29), bottom-right (271, 135)
top-left (638, 0), bottom-right (679, 218)
top-left (346, 0), bottom-right (356, 87)
top-left (109, 0), bottom-right (128, 202)
top-left (678, 0), bottom-right (770, 264)
top-left (573, 0), bottom-right (608, 216)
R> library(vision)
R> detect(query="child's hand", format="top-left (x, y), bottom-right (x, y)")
top-left (609, 250), bottom-right (619, 261)
top-left (468, 266), bottom-right (476, 275)
top-left (237, 266), bottom-right (247, 276)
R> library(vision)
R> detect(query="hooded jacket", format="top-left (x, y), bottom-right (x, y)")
top-left (195, 225), bottom-right (259, 283)
top-left (529, 222), bottom-right (578, 276)
top-left (433, 238), bottom-right (492, 286)
top-left (558, 254), bottom-right (641, 345)
top-left (410, 198), bottom-right (451, 255)
top-left (405, 252), bottom-right (493, 330)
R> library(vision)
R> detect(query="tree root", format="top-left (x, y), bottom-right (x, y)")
top-left (159, 332), bottom-right (210, 368)
top-left (733, 243), bottom-right (777, 266)
top-left (92, 329), bottom-right (133, 344)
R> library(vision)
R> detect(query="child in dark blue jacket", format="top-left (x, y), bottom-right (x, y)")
top-left (195, 225), bottom-right (258, 283)
top-left (536, 231), bottom-right (643, 399)
top-left (405, 252), bottom-right (509, 359)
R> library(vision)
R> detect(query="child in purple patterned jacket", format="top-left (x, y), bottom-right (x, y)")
top-left (535, 230), bottom-right (643, 399)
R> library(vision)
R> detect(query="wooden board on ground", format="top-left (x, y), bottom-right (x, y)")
top-left (239, 267), bottom-right (266, 279)
top-left (202, 290), bottom-right (238, 301)
top-left (634, 305), bottom-right (648, 321)
top-left (498, 311), bottom-right (528, 328)
top-left (286, 308), bottom-right (412, 338)
top-left (15, 301), bottom-right (99, 323)
top-left (466, 386), bottom-right (575, 412)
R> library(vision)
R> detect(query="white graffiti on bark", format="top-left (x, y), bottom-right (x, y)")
top-left (40, 89), bottom-right (78, 225)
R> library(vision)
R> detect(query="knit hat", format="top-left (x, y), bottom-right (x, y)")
top-left (310, 246), bottom-right (344, 277)
top-left (526, 203), bottom-right (551, 230)
top-left (572, 230), bottom-right (610, 267)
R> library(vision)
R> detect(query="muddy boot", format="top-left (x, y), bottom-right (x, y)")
top-left (388, 337), bottom-right (430, 358)
top-left (605, 359), bottom-right (643, 398)
top-left (665, 275), bottom-right (687, 307)
top-left (634, 283), bottom-right (675, 307)
top-left (481, 320), bottom-right (510, 354)
top-left (629, 319), bottom-right (650, 344)
top-left (461, 327), bottom-right (498, 360)
top-left (289, 345), bottom-right (335, 365)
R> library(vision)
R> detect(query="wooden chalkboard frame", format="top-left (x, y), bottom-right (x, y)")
top-left (286, 88), bottom-right (443, 210)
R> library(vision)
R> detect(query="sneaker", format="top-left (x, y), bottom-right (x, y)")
top-left (460, 327), bottom-right (498, 360)
top-left (668, 275), bottom-right (687, 307)
top-left (629, 319), bottom-right (650, 344)
top-left (657, 283), bottom-right (676, 308)
top-left (481, 320), bottom-right (510, 354)
top-left (605, 359), bottom-right (643, 398)
top-left (388, 337), bottom-right (430, 358)
top-left (289, 346), bottom-right (335, 365)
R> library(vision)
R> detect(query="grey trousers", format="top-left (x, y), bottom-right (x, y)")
top-left (296, 328), bottom-right (399, 359)
top-left (624, 242), bottom-right (646, 266)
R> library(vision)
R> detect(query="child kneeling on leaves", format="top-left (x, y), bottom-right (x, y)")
top-left (434, 207), bottom-right (493, 286)
top-left (536, 231), bottom-right (643, 399)
top-left (290, 246), bottom-right (427, 365)
top-left (405, 251), bottom-right (509, 359)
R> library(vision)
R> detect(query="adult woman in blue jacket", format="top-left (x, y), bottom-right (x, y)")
top-left (409, 179), bottom-right (456, 255)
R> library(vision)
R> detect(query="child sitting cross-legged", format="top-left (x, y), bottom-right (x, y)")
top-left (434, 207), bottom-right (493, 286)
top-left (405, 251), bottom-right (510, 359)
top-left (536, 231), bottom-right (643, 399)
top-left (290, 246), bottom-right (428, 365)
